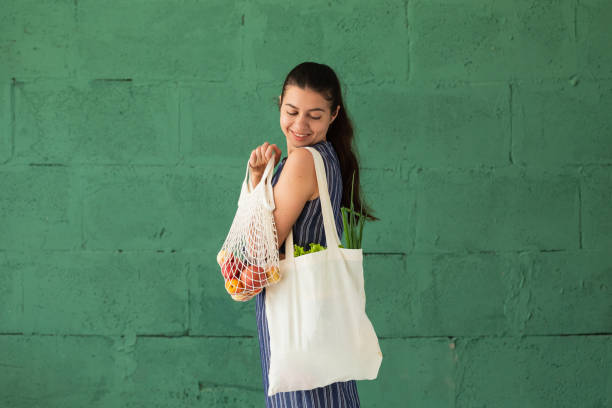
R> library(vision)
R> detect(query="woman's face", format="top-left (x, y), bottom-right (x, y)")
top-left (279, 85), bottom-right (339, 152)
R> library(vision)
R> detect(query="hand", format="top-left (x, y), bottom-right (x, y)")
top-left (249, 142), bottom-right (282, 182)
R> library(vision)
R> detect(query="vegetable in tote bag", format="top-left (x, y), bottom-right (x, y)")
top-left (264, 147), bottom-right (383, 396)
top-left (217, 158), bottom-right (281, 302)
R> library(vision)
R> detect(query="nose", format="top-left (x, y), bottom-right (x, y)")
top-left (295, 113), bottom-right (310, 130)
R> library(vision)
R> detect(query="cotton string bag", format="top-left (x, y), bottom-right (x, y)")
top-left (218, 158), bottom-right (281, 302)
top-left (264, 146), bottom-right (383, 395)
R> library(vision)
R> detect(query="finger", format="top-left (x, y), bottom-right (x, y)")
top-left (256, 146), bottom-right (265, 165)
top-left (271, 144), bottom-right (282, 164)
top-left (249, 150), bottom-right (257, 167)
top-left (261, 143), bottom-right (270, 163)
top-left (253, 149), bottom-right (260, 167)
top-left (265, 145), bottom-right (275, 161)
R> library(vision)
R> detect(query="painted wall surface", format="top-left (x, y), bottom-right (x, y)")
top-left (1, 0), bottom-right (611, 407)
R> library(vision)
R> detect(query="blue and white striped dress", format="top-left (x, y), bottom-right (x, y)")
top-left (255, 140), bottom-right (361, 407)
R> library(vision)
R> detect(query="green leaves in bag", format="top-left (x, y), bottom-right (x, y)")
top-left (294, 242), bottom-right (327, 257)
top-left (340, 171), bottom-right (367, 249)
top-left (292, 171), bottom-right (368, 256)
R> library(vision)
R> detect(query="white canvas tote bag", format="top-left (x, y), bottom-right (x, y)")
top-left (264, 146), bottom-right (382, 396)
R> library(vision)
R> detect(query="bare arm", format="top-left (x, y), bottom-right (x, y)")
top-left (271, 148), bottom-right (318, 249)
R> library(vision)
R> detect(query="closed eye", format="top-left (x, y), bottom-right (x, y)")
top-left (287, 111), bottom-right (321, 120)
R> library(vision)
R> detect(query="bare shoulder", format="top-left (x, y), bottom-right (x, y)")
top-left (285, 147), bottom-right (315, 172)
top-left (277, 147), bottom-right (317, 199)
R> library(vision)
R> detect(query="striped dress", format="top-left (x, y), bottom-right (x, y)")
top-left (255, 140), bottom-right (361, 407)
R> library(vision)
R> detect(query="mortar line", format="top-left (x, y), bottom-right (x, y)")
top-left (509, 83), bottom-right (514, 165)
top-left (574, 0), bottom-right (578, 41)
top-left (19, 161), bottom-right (612, 171)
top-left (578, 180), bottom-right (583, 249)
top-left (411, 185), bottom-right (417, 253)
top-left (21, 265), bottom-right (24, 316)
top-left (177, 84), bottom-right (182, 162)
top-left (404, 0), bottom-right (411, 83)
top-left (3, 332), bottom-right (609, 339)
top-left (186, 287), bottom-right (191, 335)
top-left (79, 157), bottom-right (86, 251)
top-left (8, 78), bottom-right (16, 165)
top-left (2, 247), bottom-right (599, 255)
top-left (239, 6), bottom-right (246, 74)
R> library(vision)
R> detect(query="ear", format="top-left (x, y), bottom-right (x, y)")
top-left (330, 105), bottom-right (340, 123)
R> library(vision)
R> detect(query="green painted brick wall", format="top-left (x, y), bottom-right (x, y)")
top-left (1, 0), bottom-right (611, 407)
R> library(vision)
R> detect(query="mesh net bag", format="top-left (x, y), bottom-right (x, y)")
top-left (217, 159), bottom-right (281, 301)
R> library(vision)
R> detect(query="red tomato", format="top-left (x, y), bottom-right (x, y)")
top-left (221, 254), bottom-right (244, 281)
top-left (240, 265), bottom-right (266, 290)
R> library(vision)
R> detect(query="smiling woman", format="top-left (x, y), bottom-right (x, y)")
top-left (247, 61), bottom-right (378, 408)
top-left (279, 87), bottom-right (339, 150)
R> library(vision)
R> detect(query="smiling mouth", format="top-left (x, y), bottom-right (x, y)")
top-left (291, 130), bottom-right (311, 138)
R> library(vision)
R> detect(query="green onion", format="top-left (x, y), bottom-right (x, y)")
top-left (340, 171), bottom-right (367, 249)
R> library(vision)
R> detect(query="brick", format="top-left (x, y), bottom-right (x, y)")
top-left (349, 83), bottom-right (510, 169)
top-left (0, 334), bottom-right (121, 407)
top-left (366, 252), bottom-right (533, 337)
top-left (456, 335), bottom-right (612, 407)
top-left (0, 0), bottom-right (76, 78)
top-left (19, 250), bottom-right (188, 336)
top-left (358, 338), bottom-right (455, 408)
top-left (0, 166), bottom-right (80, 250)
top-left (81, 165), bottom-right (238, 251)
top-left (0, 253), bottom-right (23, 333)
top-left (577, 0), bottom-right (612, 78)
top-left (360, 168), bottom-right (414, 253)
top-left (415, 166), bottom-right (579, 251)
top-left (408, 252), bottom-right (527, 336)
top-left (582, 166), bottom-right (612, 250)
top-left (76, 0), bottom-right (241, 81)
top-left (14, 79), bottom-right (179, 165)
top-left (362, 254), bottom-right (410, 337)
top-left (188, 250), bottom-right (259, 337)
top-left (127, 336), bottom-right (263, 407)
top-left (512, 80), bottom-right (612, 166)
top-left (180, 82), bottom-right (281, 167)
top-left (409, 0), bottom-right (577, 82)
top-left (243, 0), bottom-right (408, 84)
top-left (522, 250), bottom-right (612, 335)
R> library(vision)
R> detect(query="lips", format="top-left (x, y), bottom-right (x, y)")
top-left (291, 130), bottom-right (311, 140)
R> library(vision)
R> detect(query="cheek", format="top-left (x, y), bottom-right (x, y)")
top-left (313, 121), bottom-right (329, 134)
top-left (280, 115), bottom-right (293, 129)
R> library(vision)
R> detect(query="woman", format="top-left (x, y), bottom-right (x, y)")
top-left (248, 62), bottom-right (376, 408)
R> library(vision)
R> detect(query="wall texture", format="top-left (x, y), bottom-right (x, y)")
top-left (1, 0), bottom-right (611, 407)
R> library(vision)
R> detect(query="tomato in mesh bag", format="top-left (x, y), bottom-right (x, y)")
top-left (217, 159), bottom-right (281, 301)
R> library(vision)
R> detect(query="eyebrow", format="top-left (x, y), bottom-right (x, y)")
top-left (284, 103), bottom-right (325, 113)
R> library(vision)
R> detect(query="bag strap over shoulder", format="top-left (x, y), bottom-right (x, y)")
top-left (284, 147), bottom-right (341, 259)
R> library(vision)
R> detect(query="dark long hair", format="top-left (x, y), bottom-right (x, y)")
top-left (278, 62), bottom-right (379, 221)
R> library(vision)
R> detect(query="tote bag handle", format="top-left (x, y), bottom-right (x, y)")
top-left (284, 147), bottom-right (342, 261)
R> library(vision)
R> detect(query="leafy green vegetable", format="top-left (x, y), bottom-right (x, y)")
top-left (291, 172), bottom-right (368, 256)
top-left (293, 244), bottom-right (306, 257)
top-left (341, 171), bottom-right (367, 249)
top-left (306, 243), bottom-right (326, 253)
top-left (294, 243), bottom-right (326, 257)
